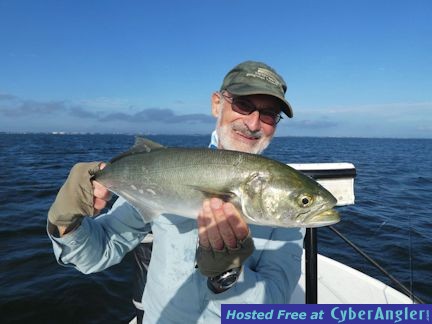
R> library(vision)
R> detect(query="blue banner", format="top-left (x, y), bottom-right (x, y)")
top-left (221, 304), bottom-right (431, 323)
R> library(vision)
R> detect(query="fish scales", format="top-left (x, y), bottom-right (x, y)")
top-left (94, 139), bottom-right (340, 228)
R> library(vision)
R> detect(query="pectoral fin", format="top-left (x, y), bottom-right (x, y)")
top-left (188, 185), bottom-right (236, 202)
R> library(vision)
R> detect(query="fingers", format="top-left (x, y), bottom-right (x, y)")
top-left (92, 163), bottom-right (112, 214)
top-left (209, 199), bottom-right (237, 249)
top-left (206, 199), bottom-right (230, 250)
top-left (197, 198), bottom-right (249, 250)
top-left (93, 181), bottom-right (111, 200)
top-left (198, 199), bottom-right (225, 250)
top-left (223, 203), bottom-right (249, 240)
top-left (197, 208), bottom-right (211, 249)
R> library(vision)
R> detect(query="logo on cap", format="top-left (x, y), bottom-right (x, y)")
top-left (246, 67), bottom-right (282, 88)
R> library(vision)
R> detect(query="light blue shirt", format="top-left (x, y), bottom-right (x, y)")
top-left (48, 133), bottom-right (305, 323)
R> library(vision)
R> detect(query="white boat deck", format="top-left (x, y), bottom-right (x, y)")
top-left (290, 252), bottom-right (414, 304)
top-left (129, 253), bottom-right (414, 323)
top-left (129, 162), bottom-right (414, 324)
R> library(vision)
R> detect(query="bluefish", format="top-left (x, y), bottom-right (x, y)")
top-left (93, 138), bottom-right (340, 228)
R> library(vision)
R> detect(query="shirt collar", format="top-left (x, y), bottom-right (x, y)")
top-left (209, 130), bottom-right (218, 149)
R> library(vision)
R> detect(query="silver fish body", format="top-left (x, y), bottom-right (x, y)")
top-left (94, 138), bottom-right (340, 228)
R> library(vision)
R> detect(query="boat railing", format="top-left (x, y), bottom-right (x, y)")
top-left (290, 163), bottom-right (423, 304)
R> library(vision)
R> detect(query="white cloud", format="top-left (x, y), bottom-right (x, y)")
top-left (308, 101), bottom-right (432, 115)
top-left (78, 97), bottom-right (132, 110)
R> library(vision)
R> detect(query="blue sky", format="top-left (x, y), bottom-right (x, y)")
top-left (0, 0), bottom-right (431, 138)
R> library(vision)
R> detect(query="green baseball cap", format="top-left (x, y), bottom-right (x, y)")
top-left (220, 61), bottom-right (293, 118)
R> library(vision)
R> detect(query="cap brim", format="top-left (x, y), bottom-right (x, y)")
top-left (225, 85), bottom-right (293, 118)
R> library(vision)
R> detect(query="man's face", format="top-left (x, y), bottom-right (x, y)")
top-left (212, 92), bottom-right (281, 154)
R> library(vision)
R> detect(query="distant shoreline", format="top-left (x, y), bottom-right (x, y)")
top-left (0, 132), bottom-right (430, 140)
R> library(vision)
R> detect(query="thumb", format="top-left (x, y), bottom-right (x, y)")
top-left (89, 162), bottom-right (106, 176)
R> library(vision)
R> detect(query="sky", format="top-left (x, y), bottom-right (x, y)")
top-left (0, 0), bottom-right (431, 138)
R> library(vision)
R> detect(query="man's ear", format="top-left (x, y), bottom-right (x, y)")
top-left (211, 92), bottom-right (221, 117)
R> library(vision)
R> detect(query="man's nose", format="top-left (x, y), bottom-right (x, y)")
top-left (244, 111), bottom-right (261, 131)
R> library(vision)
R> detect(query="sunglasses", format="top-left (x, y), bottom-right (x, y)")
top-left (221, 92), bottom-right (282, 126)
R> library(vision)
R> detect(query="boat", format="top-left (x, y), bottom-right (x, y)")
top-left (129, 163), bottom-right (416, 323)
top-left (129, 252), bottom-right (414, 323)
top-left (290, 163), bottom-right (416, 304)
top-left (290, 251), bottom-right (414, 304)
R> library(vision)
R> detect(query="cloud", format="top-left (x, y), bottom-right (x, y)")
top-left (69, 106), bottom-right (99, 119)
top-left (417, 125), bottom-right (432, 132)
top-left (100, 108), bottom-right (214, 124)
top-left (0, 93), bottom-right (214, 125)
top-left (315, 101), bottom-right (432, 115)
top-left (78, 97), bottom-right (131, 110)
top-left (0, 99), bottom-right (67, 117)
top-left (287, 118), bottom-right (338, 129)
top-left (0, 93), bottom-right (17, 101)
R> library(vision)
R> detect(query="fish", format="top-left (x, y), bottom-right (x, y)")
top-left (93, 137), bottom-right (340, 228)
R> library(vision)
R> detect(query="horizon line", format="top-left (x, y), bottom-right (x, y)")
top-left (0, 131), bottom-right (430, 141)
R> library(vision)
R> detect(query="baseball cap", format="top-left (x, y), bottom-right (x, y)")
top-left (220, 61), bottom-right (293, 118)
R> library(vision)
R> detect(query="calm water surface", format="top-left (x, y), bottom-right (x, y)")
top-left (0, 134), bottom-right (431, 323)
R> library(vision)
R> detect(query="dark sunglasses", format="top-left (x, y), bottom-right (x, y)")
top-left (221, 92), bottom-right (282, 126)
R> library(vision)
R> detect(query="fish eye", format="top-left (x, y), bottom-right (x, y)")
top-left (298, 194), bottom-right (313, 207)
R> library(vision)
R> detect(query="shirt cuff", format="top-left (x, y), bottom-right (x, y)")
top-left (47, 218), bottom-right (91, 265)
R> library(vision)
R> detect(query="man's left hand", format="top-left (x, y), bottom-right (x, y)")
top-left (198, 198), bottom-right (248, 250)
top-left (196, 198), bottom-right (254, 277)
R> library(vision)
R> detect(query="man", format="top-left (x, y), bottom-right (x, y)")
top-left (47, 61), bottom-right (305, 323)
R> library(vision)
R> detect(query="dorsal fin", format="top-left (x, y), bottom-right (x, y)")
top-left (133, 137), bottom-right (166, 151)
top-left (110, 137), bottom-right (166, 163)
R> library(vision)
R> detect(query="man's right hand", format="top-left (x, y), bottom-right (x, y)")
top-left (48, 162), bottom-right (111, 236)
top-left (92, 163), bottom-right (111, 214)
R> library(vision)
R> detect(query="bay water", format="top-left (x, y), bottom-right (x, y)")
top-left (0, 134), bottom-right (431, 323)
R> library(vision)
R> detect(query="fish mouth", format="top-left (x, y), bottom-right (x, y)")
top-left (296, 204), bottom-right (340, 228)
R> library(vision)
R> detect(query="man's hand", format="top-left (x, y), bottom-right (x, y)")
top-left (92, 163), bottom-right (111, 214)
top-left (197, 198), bottom-right (249, 250)
top-left (196, 198), bottom-right (255, 277)
top-left (48, 162), bottom-right (111, 236)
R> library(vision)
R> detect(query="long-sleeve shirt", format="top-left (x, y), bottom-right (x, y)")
top-left (47, 133), bottom-right (305, 323)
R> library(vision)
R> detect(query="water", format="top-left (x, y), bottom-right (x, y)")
top-left (0, 134), bottom-right (431, 323)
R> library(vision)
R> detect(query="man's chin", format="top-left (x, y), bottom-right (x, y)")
top-left (217, 124), bottom-right (272, 154)
top-left (220, 135), bottom-right (270, 154)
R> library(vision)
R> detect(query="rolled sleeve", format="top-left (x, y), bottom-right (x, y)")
top-left (47, 197), bottom-right (149, 274)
